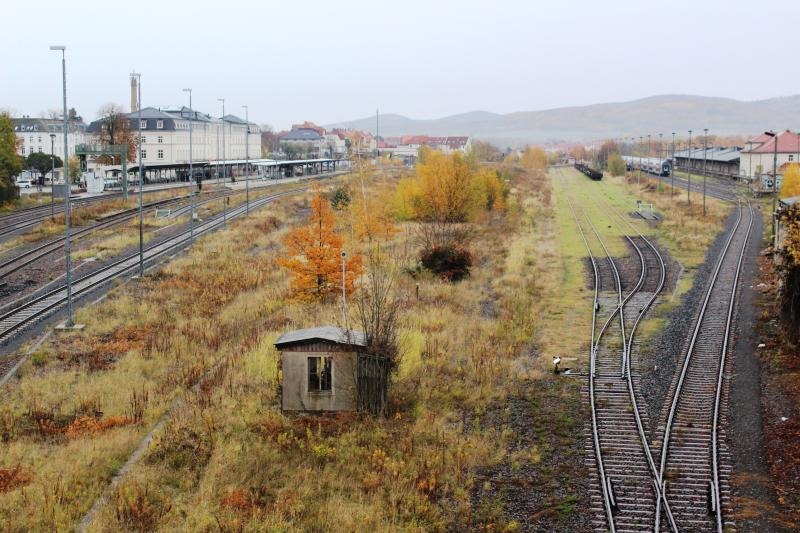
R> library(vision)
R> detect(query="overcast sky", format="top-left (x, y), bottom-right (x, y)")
top-left (1, 0), bottom-right (798, 131)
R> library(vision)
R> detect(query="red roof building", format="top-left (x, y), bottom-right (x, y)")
top-left (740, 130), bottom-right (800, 180)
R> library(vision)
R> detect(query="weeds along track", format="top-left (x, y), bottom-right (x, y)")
top-left (0, 186), bottom-right (199, 240)
top-left (560, 170), bottom-right (675, 532)
top-left (655, 202), bottom-right (753, 532)
top-left (0, 189), bottom-right (232, 279)
top-left (0, 187), bottom-right (305, 346)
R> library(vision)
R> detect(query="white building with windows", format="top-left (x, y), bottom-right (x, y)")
top-left (739, 130), bottom-right (800, 181)
top-left (12, 116), bottom-right (87, 162)
top-left (85, 107), bottom-right (261, 168)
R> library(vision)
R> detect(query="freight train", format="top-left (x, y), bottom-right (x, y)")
top-left (622, 155), bottom-right (672, 177)
top-left (575, 162), bottom-right (603, 180)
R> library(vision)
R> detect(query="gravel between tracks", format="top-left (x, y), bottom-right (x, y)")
top-left (638, 207), bottom-right (740, 433)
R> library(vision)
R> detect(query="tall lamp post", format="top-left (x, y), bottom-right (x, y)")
top-left (131, 71), bottom-right (144, 276)
top-left (638, 136), bottom-right (643, 186)
top-left (242, 104), bottom-right (250, 215)
top-left (647, 134), bottom-right (652, 187)
top-left (687, 130), bottom-right (693, 206)
top-left (671, 132), bottom-right (676, 199)
top-left (49, 45), bottom-right (74, 327)
top-left (703, 128), bottom-right (709, 216)
top-left (658, 133), bottom-right (663, 189)
top-left (183, 88), bottom-right (194, 242)
top-left (218, 98), bottom-right (227, 225)
top-left (49, 133), bottom-right (56, 219)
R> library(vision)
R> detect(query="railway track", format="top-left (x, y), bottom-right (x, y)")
top-left (0, 189), bottom-right (234, 280)
top-left (649, 173), bottom-right (739, 203)
top-left (561, 171), bottom-right (676, 532)
top-left (0, 187), bottom-right (304, 345)
top-left (655, 202), bottom-right (754, 532)
top-left (0, 188), bottom-right (188, 239)
top-left (561, 165), bottom-right (755, 530)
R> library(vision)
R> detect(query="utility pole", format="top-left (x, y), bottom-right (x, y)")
top-left (772, 130), bottom-right (779, 238)
top-left (638, 136), bottom-right (643, 186)
top-left (50, 45), bottom-right (74, 327)
top-left (218, 98), bottom-right (226, 226)
top-left (687, 130), bottom-right (693, 206)
top-left (703, 128), bottom-right (708, 216)
top-left (671, 132), bottom-right (676, 200)
top-left (131, 71), bottom-right (144, 277)
top-left (243, 105), bottom-right (250, 215)
top-left (183, 89), bottom-right (194, 242)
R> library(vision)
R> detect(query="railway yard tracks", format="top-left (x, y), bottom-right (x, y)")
top-left (0, 190), bottom-right (228, 279)
top-left (561, 168), bottom-right (754, 532)
top-left (0, 187), bottom-right (303, 348)
top-left (0, 187), bottom-right (195, 241)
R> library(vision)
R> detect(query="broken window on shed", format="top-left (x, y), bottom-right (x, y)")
top-left (308, 356), bottom-right (332, 392)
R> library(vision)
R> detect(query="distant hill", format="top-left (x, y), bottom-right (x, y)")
top-left (326, 95), bottom-right (800, 146)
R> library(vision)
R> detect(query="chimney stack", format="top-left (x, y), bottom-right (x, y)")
top-left (130, 74), bottom-right (138, 113)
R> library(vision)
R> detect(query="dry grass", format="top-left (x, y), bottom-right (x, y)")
top-left (0, 165), bottom-right (728, 531)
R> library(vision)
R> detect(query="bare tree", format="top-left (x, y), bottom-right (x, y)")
top-left (357, 245), bottom-right (403, 373)
top-left (94, 103), bottom-right (136, 164)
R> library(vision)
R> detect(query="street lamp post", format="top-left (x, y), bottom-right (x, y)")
top-left (671, 132), bottom-right (676, 199)
top-left (645, 133), bottom-right (651, 187)
top-left (638, 136), bottom-right (643, 186)
top-left (49, 133), bottom-right (56, 219)
top-left (49, 45), bottom-right (74, 327)
top-left (183, 88), bottom-right (194, 242)
top-left (687, 130), bottom-right (693, 206)
top-left (771, 131), bottom-right (778, 237)
top-left (659, 133), bottom-right (663, 190)
top-left (218, 98), bottom-right (226, 225)
top-left (703, 128), bottom-right (709, 216)
top-left (131, 71), bottom-right (144, 276)
top-left (243, 104), bottom-right (250, 215)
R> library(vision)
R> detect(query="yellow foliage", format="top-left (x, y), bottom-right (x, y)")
top-left (520, 146), bottom-right (547, 171)
top-left (390, 151), bottom-right (506, 222)
top-left (348, 184), bottom-right (397, 242)
top-left (277, 192), bottom-right (363, 301)
top-left (781, 163), bottom-right (800, 199)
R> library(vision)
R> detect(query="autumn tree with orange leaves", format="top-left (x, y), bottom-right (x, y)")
top-left (278, 192), bottom-right (362, 301)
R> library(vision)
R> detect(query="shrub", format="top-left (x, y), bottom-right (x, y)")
top-left (420, 245), bottom-right (473, 281)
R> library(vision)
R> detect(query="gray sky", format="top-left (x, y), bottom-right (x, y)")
top-left (2, 0), bottom-right (798, 131)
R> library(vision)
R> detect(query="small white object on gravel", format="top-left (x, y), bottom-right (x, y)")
top-left (757, 343), bottom-right (766, 348)
top-left (781, 416), bottom-right (788, 422)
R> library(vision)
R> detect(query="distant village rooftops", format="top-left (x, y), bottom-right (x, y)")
top-left (280, 128), bottom-right (324, 141)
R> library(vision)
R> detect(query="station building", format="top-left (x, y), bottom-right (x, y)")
top-left (85, 106), bottom-right (261, 169)
top-left (739, 130), bottom-right (800, 181)
top-left (11, 116), bottom-right (87, 162)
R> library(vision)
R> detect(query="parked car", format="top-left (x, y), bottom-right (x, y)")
top-left (15, 179), bottom-right (33, 188)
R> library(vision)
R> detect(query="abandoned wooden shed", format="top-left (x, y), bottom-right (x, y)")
top-left (275, 326), bottom-right (388, 415)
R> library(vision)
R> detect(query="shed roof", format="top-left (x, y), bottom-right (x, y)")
top-left (275, 326), bottom-right (367, 348)
top-left (674, 146), bottom-right (741, 163)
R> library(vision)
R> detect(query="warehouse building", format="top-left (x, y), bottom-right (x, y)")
top-left (673, 146), bottom-right (741, 178)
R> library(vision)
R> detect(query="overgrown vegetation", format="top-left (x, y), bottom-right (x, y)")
top-left (0, 156), bottom-right (731, 531)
